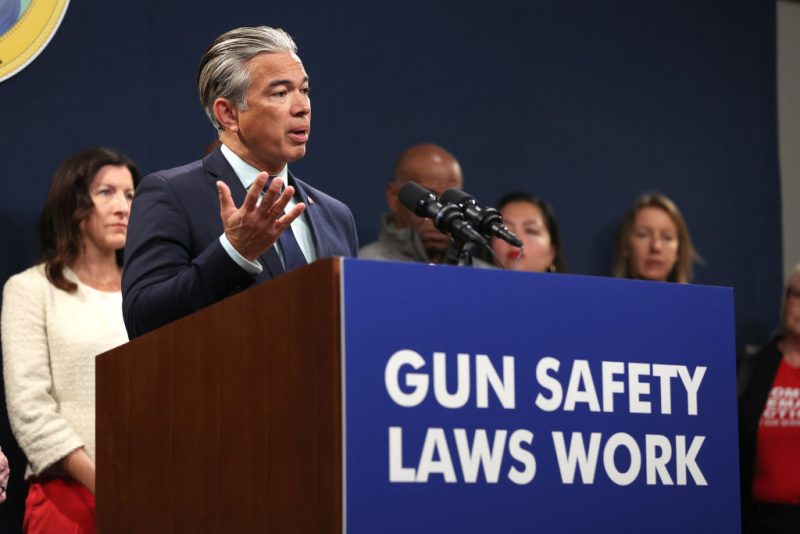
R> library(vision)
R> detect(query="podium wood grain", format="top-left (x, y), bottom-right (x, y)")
top-left (96, 258), bottom-right (343, 533)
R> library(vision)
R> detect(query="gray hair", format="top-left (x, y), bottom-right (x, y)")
top-left (197, 26), bottom-right (298, 130)
top-left (777, 262), bottom-right (800, 337)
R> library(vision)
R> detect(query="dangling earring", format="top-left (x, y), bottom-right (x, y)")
top-left (547, 264), bottom-right (556, 273)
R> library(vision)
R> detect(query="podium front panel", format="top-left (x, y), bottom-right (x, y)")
top-left (341, 259), bottom-right (739, 533)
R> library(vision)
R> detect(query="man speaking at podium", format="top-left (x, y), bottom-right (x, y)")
top-left (122, 26), bottom-right (358, 338)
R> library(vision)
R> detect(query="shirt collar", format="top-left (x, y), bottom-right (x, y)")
top-left (219, 143), bottom-right (288, 190)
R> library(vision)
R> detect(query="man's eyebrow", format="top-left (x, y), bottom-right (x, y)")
top-left (268, 76), bottom-right (309, 88)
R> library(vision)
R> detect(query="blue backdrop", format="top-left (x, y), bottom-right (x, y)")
top-left (0, 0), bottom-right (781, 530)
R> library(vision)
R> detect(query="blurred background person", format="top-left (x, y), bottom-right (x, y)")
top-left (204, 138), bottom-right (222, 156)
top-left (612, 192), bottom-right (699, 283)
top-left (489, 192), bottom-right (567, 273)
top-left (2, 147), bottom-right (140, 533)
top-left (0, 445), bottom-right (9, 504)
top-left (738, 264), bottom-right (800, 533)
top-left (360, 143), bottom-right (463, 264)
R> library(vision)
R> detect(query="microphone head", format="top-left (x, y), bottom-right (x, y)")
top-left (398, 182), bottom-right (437, 217)
top-left (397, 182), bottom-right (488, 247)
top-left (440, 188), bottom-right (475, 206)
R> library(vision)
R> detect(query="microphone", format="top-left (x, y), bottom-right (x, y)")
top-left (439, 189), bottom-right (523, 247)
top-left (397, 182), bottom-right (488, 247)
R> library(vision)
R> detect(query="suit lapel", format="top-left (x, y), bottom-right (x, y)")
top-left (203, 149), bottom-right (246, 207)
top-left (290, 173), bottom-right (322, 258)
top-left (203, 148), bottom-right (285, 278)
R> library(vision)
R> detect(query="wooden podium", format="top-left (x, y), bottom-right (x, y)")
top-left (98, 258), bottom-right (741, 533)
top-left (96, 258), bottom-right (343, 533)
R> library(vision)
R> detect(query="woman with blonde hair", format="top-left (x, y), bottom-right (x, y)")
top-left (2, 147), bottom-right (140, 532)
top-left (612, 192), bottom-right (699, 283)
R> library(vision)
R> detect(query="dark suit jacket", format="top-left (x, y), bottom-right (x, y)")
top-left (122, 148), bottom-right (358, 338)
top-left (737, 338), bottom-right (783, 532)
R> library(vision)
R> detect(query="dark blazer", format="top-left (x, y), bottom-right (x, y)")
top-left (737, 338), bottom-right (783, 533)
top-left (122, 148), bottom-right (359, 338)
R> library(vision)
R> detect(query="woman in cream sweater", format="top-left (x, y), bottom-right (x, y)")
top-left (2, 147), bottom-right (140, 532)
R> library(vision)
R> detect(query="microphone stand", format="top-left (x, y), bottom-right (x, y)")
top-left (447, 237), bottom-right (477, 267)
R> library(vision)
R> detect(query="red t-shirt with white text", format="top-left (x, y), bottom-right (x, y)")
top-left (753, 358), bottom-right (800, 504)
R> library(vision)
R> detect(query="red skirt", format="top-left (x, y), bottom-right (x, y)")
top-left (24, 477), bottom-right (95, 534)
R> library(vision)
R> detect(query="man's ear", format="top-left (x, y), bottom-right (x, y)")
top-left (213, 98), bottom-right (240, 132)
top-left (386, 182), bottom-right (400, 213)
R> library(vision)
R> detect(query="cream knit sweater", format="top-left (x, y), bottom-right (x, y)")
top-left (2, 264), bottom-right (128, 478)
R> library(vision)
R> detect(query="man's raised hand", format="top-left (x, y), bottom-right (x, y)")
top-left (217, 172), bottom-right (306, 261)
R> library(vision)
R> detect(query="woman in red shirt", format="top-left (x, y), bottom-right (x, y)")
top-left (739, 264), bottom-right (800, 533)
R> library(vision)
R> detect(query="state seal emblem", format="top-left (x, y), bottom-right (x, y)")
top-left (0, 0), bottom-right (70, 82)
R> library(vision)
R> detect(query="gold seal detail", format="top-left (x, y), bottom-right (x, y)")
top-left (0, 0), bottom-right (70, 83)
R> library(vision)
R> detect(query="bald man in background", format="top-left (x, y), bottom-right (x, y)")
top-left (360, 144), bottom-right (464, 264)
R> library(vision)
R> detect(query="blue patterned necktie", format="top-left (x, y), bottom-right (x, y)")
top-left (251, 176), bottom-right (308, 272)
top-left (278, 222), bottom-right (308, 272)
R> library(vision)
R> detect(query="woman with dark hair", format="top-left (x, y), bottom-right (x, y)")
top-left (612, 192), bottom-right (699, 283)
top-left (738, 264), bottom-right (800, 533)
top-left (2, 147), bottom-right (140, 533)
top-left (490, 192), bottom-right (567, 273)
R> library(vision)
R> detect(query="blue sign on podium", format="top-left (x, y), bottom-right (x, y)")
top-left (341, 259), bottom-right (739, 533)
